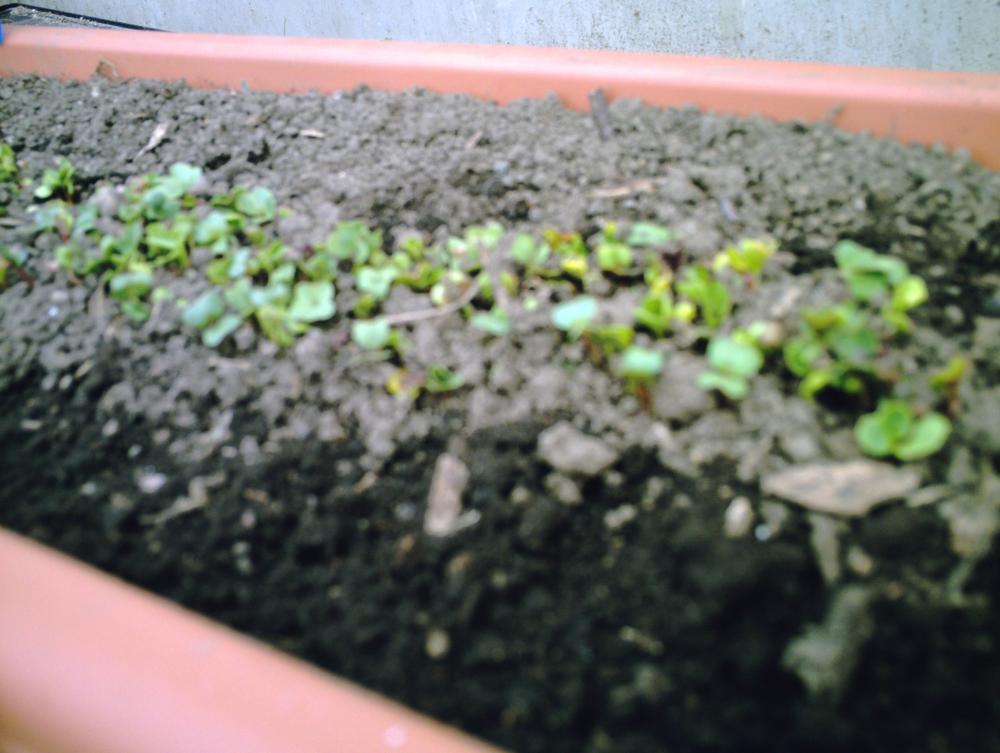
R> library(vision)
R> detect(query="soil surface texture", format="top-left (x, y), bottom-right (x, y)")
top-left (2, 76), bottom-right (1000, 753)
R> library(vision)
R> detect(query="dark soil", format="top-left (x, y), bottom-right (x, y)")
top-left (2, 76), bottom-right (1000, 753)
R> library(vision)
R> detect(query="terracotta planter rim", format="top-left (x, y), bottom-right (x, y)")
top-left (2, 24), bottom-right (1000, 753)
top-left (1, 26), bottom-right (999, 168)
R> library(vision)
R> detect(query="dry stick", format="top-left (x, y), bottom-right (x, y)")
top-left (380, 279), bottom-right (482, 327)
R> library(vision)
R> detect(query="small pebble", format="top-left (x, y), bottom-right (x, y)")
top-left (754, 523), bottom-right (773, 541)
top-left (509, 485), bottom-right (532, 506)
top-left (80, 481), bottom-right (98, 497)
top-left (240, 509), bottom-right (257, 529)
top-left (545, 473), bottom-right (583, 506)
top-left (137, 469), bottom-right (168, 495)
top-left (19, 419), bottom-right (43, 431)
top-left (58, 374), bottom-right (73, 391)
top-left (47, 306), bottom-right (60, 318)
top-left (723, 496), bottom-right (755, 538)
top-left (127, 444), bottom-right (143, 459)
top-left (847, 546), bottom-right (875, 577)
top-left (102, 419), bottom-right (120, 438)
top-left (604, 504), bottom-right (638, 530)
top-left (425, 628), bottom-right (451, 659)
top-left (604, 470), bottom-right (625, 489)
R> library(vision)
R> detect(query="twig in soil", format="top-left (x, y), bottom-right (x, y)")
top-left (380, 280), bottom-right (481, 327)
top-left (464, 130), bottom-right (483, 150)
top-left (299, 128), bottom-right (326, 139)
top-left (144, 496), bottom-right (206, 526)
top-left (588, 88), bottom-right (615, 141)
top-left (589, 178), bottom-right (657, 199)
top-left (136, 122), bottom-right (169, 159)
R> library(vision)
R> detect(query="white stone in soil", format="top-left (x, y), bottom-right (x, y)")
top-left (761, 460), bottom-right (920, 517)
top-left (424, 453), bottom-right (471, 537)
top-left (537, 421), bottom-right (619, 477)
top-left (723, 496), bottom-right (754, 538)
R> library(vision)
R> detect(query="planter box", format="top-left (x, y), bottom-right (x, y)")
top-left (1, 26), bottom-right (999, 753)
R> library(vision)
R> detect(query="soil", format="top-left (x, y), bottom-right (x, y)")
top-left (2, 76), bottom-right (1000, 753)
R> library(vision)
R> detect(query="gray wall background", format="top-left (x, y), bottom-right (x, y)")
top-left (32, 0), bottom-right (1000, 72)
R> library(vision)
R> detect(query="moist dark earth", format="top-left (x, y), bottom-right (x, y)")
top-left (2, 76), bottom-right (1000, 753)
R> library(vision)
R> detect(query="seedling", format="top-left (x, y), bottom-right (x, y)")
top-left (929, 355), bottom-right (969, 414)
top-left (470, 307), bottom-right (511, 336)
top-left (356, 266), bottom-right (398, 300)
top-left (618, 345), bottom-right (664, 382)
top-left (323, 221), bottom-right (382, 265)
top-left (596, 224), bottom-right (633, 275)
top-left (834, 240), bottom-right (908, 301)
top-left (551, 296), bottom-right (598, 340)
top-left (0, 143), bottom-right (19, 185)
top-left (0, 245), bottom-right (28, 288)
top-left (511, 233), bottom-right (550, 271)
top-left (713, 238), bottom-right (775, 277)
top-left (854, 398), bottom-right (951, 461)
top-left (34, 159), bottom-right (75, 201)
top-left (288, 280), bottom-right (336, 323)
top-left (590, 324), bottom-right (634, 355)
top-left (634, 292), bottom-right (673, 337)
top-left (676, 265), bottom-right (731, 328)
top-left (194, 210), bottom-right (239, 254)
top-left (627, 222), bottom-right (672, 248)
top-left (425, 365), bottom-right (464, 393)
top-left (233, 186), bottom-right (276, 223)
top-left (884, 274), bottom-right (928, 332)
top-left (784, 303), bottom-right (880, 400)
top-left (618, 345), bottom-right (664, 409)
top-left (352, 317), bottom-right (392, 350)
top-left (697, 335), bottom-right (764, 400)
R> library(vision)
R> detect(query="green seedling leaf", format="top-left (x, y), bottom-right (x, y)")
top-left (895, 413), bottom-right (952, 461)
top-left (854, 399), bottom-right (951, 461)
top-left (551, 296), bottom-right (598, 339)
top-left (591, 324), bottom-right (634, 355)
top-left (543, 229), bottom-right (587, 257)
top-left (356, 266), bottom-right (398, 300)
top-left (202, 314), bottom-right (243, 347)
top-left (618, 346), bottom-right (664, 381)
top-left (235, 186), bottom-right (276, 223)
top-left (713, 238), bottom-right (775, 276)
top-left (634, 292), bottom-right (673, 337)
top-left (256, 305), bottom-right (305, 347)
top-left (324, 221), bottom-right (382, 264)
top-left (470, 307), bottom-right (511, 336)
top-left (596, 239), bottom-right (633, 274)
top-left (892, 275), bottom-right (928, 312)
top-left (930, 356), bottom-right (969, 390)
top-left (194, 211), bottom-right (236, 252)
top-left (144, 220), bottom-right (192, 268)
top-left (109, 269), bottom-right (155, 301)
top-left (706, 337), bottom-right (763, 378)
top-left (696, 371), bottom-right (748, 400)
top-left (676, 266), bottom-right (731, 328)
top-left (511, 233), bottom-right (549, 269)
top-left (224, 279), bottom-right (257, 318)
top-left (288, 280), bottom-right (336, 323)
top-left (834, 240), bottom-right (908, 301)
top-left (783, 337), bottom-right (826, 377)
top-left (627, 222), bottom-right (672, 248)
top-left (166, 163), bottom-right (203, 195)
top-left (119, 300), bottom-right (150, 322)
top-left (425, 365), bottom-right (464, 393)
top-left (560, 256), bottom-right (588, 279)
top-left (351, 317), bottom-right (391, 350)
top-left (34, 159), bottom-right (75, 201)
top-left (0, 143), bottom-right (19, 184)
top-left (181, 290), bottom-right (226, 330)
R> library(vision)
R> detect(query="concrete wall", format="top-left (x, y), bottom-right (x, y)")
top-left (32, 0), bottom-right (1000, 72)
